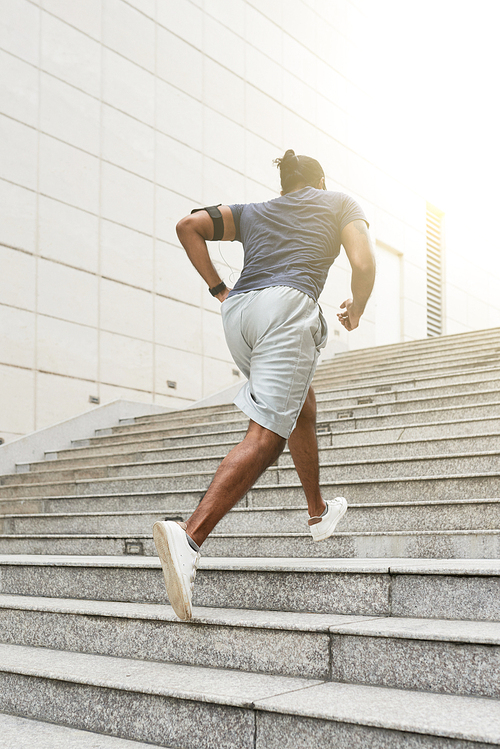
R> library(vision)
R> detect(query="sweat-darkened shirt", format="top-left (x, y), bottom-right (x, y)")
top-left (228, 186), bottom-right (368, 302)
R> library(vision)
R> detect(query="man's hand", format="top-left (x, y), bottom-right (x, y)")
top-left (337, 298), bottom-right (363, 331)
top-left (216, 287), bottom-right (232, 303)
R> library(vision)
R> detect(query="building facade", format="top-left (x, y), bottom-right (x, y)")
top-left (1, 0), bottom-right (498, 444)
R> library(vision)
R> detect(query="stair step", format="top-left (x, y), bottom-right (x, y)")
top-left (0, 713), bottom-right (162, 749)
top-left (1, 595), bottom-right (499, 698)
top-left (55, 414), bottom-right (500, 464)
top-left (66, 401), bottom-right (500, 451)
top-left (313, 348), bottom-right (500, 381)
top-left (2, 498), bottom-right (499, 535)
top-left (1, 643), bottom-right (499, 748)
top-left (18, 432), bottom-right (500, 475)
top-left (92, 389), bottom-right (500, 438)
top-left (2, 469), bottom-right (499, 503)
top-left (102, 384), bottom-right (500, 435)
top-left (1, 555), bottom-right (499, 621)
top-left (315, 333), bottom-right (500, 366)
top-left (7, 449), bottom-right (500, 487)
top-left (1, 529), bottom-right (497, 559)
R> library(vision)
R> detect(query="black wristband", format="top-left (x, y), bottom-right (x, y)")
top-left (209, 281), bottom-right (227, 297)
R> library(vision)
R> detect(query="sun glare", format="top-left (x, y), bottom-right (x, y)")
top-left (362, 0), bottom-right (500, 270)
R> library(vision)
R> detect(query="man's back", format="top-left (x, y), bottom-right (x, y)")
top-left (228, 186), bottom-right (367, 301)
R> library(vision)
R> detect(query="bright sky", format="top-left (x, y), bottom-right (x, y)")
top-left (362, 0), bottom-right (500, 271)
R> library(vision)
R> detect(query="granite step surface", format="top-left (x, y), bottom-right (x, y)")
top-left (127, 364), bottom-right (500, 430)
top-left (2, 467), bottom-right (500, 502)
top-left (2, 498), bottom-right (499, 536)
top-left (318, 360), bottom-right (499, 393)
top-left (312, 362), bottom-right (500, 393)
top-left (16, 432), bottom-right (500, 476)
top-left (58, 415), bottom-right (500, 465)
top-left (313, 346), bottom-right (500, 378)
top-left (6, 449), bottom-right (500, 487)
top-left (122, 370), bottom-right (500, 435)
top-left (1, 475), bottom-right (500, 516)
top-left (1, 555), bottom-right (499, 621)
top-left (319, 346), bottom-right (500, 372)
top-left (316, 327), bottom-right (500, 356)
top-left (313, 335), bottom-right (500, 368)
top-left (312, 355), bottom-right (500, 390)
top-left (0, 713), bottom-right (168, 749)
top-left (103, 382), bottom-right (500, 433)
top-left (67, 412), bottom-right (500, 455)
top-left (0, 529), bottom-right (497, 559)
top-left (1, 643), bottom-right (500, 748)
top-left (69, 402), bottom-right (500, 449)
top-left (91, 389), bottom-right (500, 437)
top-left (1, 595), bottom-right (499, 698)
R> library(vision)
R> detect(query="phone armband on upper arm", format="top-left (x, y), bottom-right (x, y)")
top-left (190, 204), bottom-right (224, 241)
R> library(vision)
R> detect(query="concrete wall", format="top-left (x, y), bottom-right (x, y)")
top-left (0, 0), bottom-right (431, 443)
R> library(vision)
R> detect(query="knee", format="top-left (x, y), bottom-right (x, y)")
top-left (298, 388), bottom-right (317, 424)
top-left (269, 434), bottom-right (286, 461)
top-left (259, 429), bottom-right (286, 460)
top-left (247, 421), bottom-right (286, 461)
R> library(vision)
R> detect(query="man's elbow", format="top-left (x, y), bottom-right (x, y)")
top-left (354, 255), bottom-right (376, 277)
top-left (176, 215), bottom-right (192, 241)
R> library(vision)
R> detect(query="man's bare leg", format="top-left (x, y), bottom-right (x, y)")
top-left (184, 420), bottom-right (286, 547)
top-left (287, 387), bottom-right (327, 518)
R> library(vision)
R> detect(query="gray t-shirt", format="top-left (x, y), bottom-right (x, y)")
top-left (228, 187), bottom-right (368, 302)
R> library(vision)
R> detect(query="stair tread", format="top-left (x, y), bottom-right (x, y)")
top-left (1, 554), bottom-right (499, 574)
top-left (2, 594), bottom-right (499, 643)
top-left (3, 495), bottom-right (500, 519)
top-left (3, 465), bottom-right (500, 491)
top-left (9, 446), bottom-right (500, 481)
top-left (2, 642), bottom-right (500, 743)
top-left (0, 714), bottom-right (163, 749)
top-left (74, 399), bottom-right (500, 437)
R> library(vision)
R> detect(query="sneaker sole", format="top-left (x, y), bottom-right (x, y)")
top-left (312, 498), bottom-right (348, 542)
top-left (153, 521), bottom-right (192, 620)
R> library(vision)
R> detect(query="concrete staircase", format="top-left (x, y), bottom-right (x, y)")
top-left (1, 327), bottom-right (500, 747)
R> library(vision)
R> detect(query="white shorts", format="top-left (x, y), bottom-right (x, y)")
top-left (221, 286), bottom-right (328, 439)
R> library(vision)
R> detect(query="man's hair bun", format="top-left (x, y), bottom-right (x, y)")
top-left (282, 149), bottom-right (299, 167)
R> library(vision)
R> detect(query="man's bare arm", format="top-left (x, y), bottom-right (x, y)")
top-left (338, 219), bottom-right (376, 331)
top-left (176, 206), bottom-right (236, 302)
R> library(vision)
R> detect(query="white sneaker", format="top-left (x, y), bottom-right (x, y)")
top-left (308, 497), bottom-right (348, 541)
top-left (153, 520), bottom-right (200, 620)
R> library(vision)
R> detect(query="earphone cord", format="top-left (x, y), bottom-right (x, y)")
top-left (217, 241), bottom-right (239, 285)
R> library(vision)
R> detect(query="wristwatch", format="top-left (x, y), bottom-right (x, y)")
top-left (209, 281), bottom-right (227, 296)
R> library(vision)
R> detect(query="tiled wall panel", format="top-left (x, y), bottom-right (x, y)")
top-left (0, 0), bottom-right (461, 440)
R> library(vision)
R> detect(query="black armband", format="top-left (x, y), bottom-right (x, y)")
top-left (190, 204), bottom-right (224, 241)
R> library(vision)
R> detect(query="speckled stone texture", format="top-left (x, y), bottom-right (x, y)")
top-left (0, 713), bottom-right (165, 749)
top-left (195, 569), bottom-right (390, 614)
top-left (330, 634), bottom-right (500, 697)
top-left (249, 474), bottom-right (500, 505)
top-left (255, 712), bottom-right (494, 749)
top-left (201, 531), bottom-right (500, 560)
top-left (0, 606), bottom-right (331, 680)
top-left (0, 672), bottom-right (254, 749)
top-left (0, 563), bottom-right (391, 614)
top-left (391, 574), bottom-right (500, 621)
top-left (279, 452), bottom-right (500, 482)
top-left (253, 680), bottom-right (500, 746)
top-left (1, 529), bottom-right (500, 560)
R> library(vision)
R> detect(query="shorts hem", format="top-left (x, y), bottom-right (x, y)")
top-left (233, 387), bottom-right (293, 439)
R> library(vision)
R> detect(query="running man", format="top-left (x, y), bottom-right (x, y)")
top-left (153, 149), bottom-right (376, 620)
